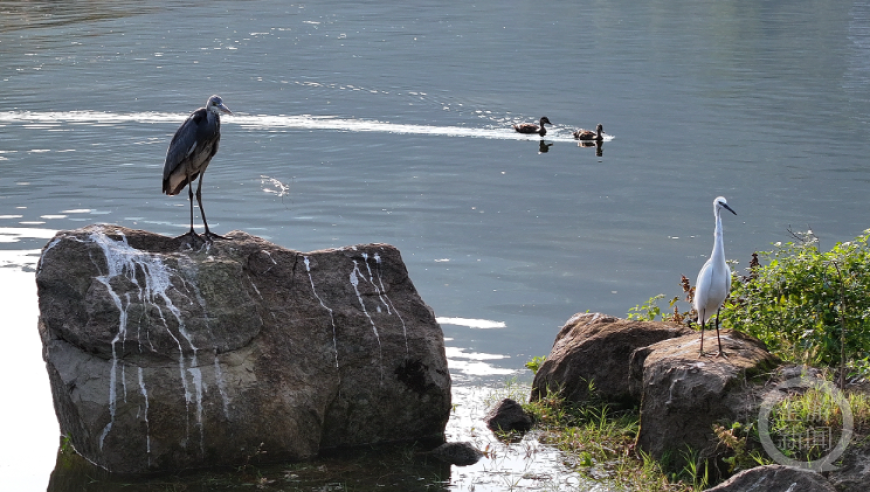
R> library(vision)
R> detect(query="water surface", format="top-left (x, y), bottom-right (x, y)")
top-left (3, 1), bottom-right (870, 490)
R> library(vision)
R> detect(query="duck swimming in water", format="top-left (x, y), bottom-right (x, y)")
top-left (513, 116), bottom-right (552, 136)
top-left (573, 123), bottom-right (604, 141)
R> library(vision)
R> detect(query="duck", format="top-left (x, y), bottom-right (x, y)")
top-left (573, 123), bottom-right (604, 141)
top-left (513, 116), bottom-right (552, 136)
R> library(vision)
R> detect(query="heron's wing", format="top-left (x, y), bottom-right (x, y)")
top-left (162, 109), bottom-right (207, 184)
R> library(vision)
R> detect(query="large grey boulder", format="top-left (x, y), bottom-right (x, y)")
top-left (531, 313), bottom-right (690, 407)
top-left (630, 330), bottom-right (778, 463)
top-left (37, 225), bottom-right (450, 474)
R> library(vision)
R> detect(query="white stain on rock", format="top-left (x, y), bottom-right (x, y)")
top-left (88, 227), bottom-right (202, 452)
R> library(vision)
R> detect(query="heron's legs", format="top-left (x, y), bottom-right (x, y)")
top-left (187, 178), bottom-right (197, 237)
top-left (174, 174), bottom-right (204, 246)
top-left (195, 175), bottom-right (226, 242)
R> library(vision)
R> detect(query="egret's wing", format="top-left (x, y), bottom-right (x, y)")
top-left (725, 264), bottom-right (732, 294)
top-left (693, 259), bottom-right (714, 314)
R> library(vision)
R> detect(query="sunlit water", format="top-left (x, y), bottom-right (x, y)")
top-left (3, 0), bottom-right (870, 490)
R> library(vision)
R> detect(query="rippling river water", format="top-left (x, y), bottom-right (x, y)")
top-left (3, 1), bottom-right (870, 490)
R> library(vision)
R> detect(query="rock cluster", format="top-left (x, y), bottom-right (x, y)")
top-left (532, 312), bottom-right (778, 468)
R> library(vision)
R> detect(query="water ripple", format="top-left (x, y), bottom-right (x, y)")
top-left (0, 111), bottom-right (606, 143)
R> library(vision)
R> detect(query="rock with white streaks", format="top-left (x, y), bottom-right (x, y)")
top-left (36, 224), bottom-right (450, 474)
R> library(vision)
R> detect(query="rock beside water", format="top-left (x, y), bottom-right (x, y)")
top-left (531, 312), bottom-right (690, 407)
top-left (36, 225), bottom-right (451, 474)
top-left (630, 329), bottom-right (779, 463)
top-left (484, 398), bottom-right (533, 433)
top-left (425, 442), bottom-right (484, 466)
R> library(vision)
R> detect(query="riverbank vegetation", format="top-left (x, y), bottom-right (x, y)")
top-left (516, 366), bottom-right (870, 491)
top-left (525, 228), bottom-right (870, 489)
top-left (629, 229), bottom-right (870, 382)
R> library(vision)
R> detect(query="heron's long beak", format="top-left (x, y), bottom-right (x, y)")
top-left (219, 104), bottom-right (232, 115)
top-left (723, 203), bottom-right (736, 215)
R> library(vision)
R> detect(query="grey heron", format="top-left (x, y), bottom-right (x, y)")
top-left (162, 95), bottom-right (232, 243)
top-left (513, 116), bottom-right (552, 136)
top-left (573, 124), bottom-right (604, 141)
top-left (694, 196), bottom-right (737, 357)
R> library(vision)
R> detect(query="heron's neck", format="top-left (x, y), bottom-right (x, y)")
top-left (208, 110), bottom-right (220, 129)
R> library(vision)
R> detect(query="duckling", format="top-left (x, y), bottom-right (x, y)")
top-left (513, 116), bottom-right (552, 136)
top-left (573, 123), bottom-right (605, 141)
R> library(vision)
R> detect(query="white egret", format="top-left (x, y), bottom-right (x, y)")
top-left (694, 196), bottom-right (737, 357)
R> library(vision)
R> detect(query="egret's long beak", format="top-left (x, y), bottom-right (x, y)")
top-left (723, 203), bottom-right (737, 215)
top-left (219, 104), bottom-right (232, 115)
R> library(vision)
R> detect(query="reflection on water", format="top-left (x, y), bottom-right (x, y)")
top-left (0, 253), bottom-right (58, 492)
top-left (0, 1), bottom-right (156, 32)
top-left (578, 140), bottom-right (604, 157)
top-left (44, 386), bottom-right (589, 492)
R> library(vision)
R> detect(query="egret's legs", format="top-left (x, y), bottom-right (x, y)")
top-left (713, 307), bottom-right (727, 358)
top-left (698, 309), bottom-right (706, 357)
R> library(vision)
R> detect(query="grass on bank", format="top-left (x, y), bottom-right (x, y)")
top-left (509, 371), bottom-right (870, 492)
top-left (492, 379), bottom-right (710, 492)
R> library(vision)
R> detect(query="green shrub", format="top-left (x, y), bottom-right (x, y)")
top-left (720, 231), bottom-right (870, 374)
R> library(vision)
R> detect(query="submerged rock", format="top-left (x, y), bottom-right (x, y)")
top-left (425, 442), bottom-right (484, 466)
top-left (37, 225), bottom-right (451, 474)
top-left (531, 313), bottom-right (690, 407)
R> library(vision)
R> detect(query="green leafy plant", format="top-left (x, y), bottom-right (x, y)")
top-left (628, 294), bottom-right (665, 321)
top-left (720, 230), bottom-right (870, 373)
top-left (525, 355), bottom-right (547, 375)
top-left (713, 421), bottom-right (772, 473)
top-left (678, 447), bottom-right (710, 490)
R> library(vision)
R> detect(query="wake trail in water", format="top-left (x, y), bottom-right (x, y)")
top-left (0, 111), bottom-right (609, 143)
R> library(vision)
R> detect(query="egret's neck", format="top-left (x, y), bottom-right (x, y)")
top-left (711, 211), bottom-right (725, 260)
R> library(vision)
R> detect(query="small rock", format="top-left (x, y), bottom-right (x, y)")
top-left (484, 398), bottom-right (533, 433)
top-left (703, 464), bottom-right (835, 492)
top-left (426, 442), bottom-right (483, 466)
